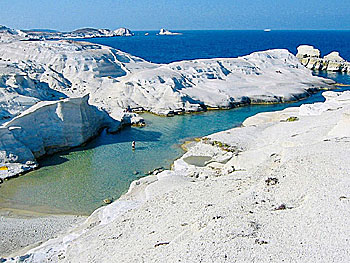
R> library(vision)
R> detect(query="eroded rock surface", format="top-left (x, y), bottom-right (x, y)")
top-left (0, 96), bottom-right (120, 179)
top-left (7, 90), bottom-right (350, 263)
top-left (297, 45), bottom-right (350, 72)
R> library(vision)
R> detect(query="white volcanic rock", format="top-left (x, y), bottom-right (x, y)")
top-left (296, 45), bottom-right (320, 58)
top-left (112, 28), bottom-right (133, 36)
top-left (324, 51), bottom-right (345, 62)
top-left (297, 45), bottom-right (350, 72)
top-left (0, 38), bottom-right (334, 178)
top-left (0, 26), bottom-right (26, 43)
top-left (104, 49), bottom-right (332, 115)
top-left (0, 39), bottom-right (156, 118)
top-left (324, 52), bottom-right (346, 71)
top-left (0, 25), bottom-right (27, 38)
top-left (0, 40), bottom-right (333, 117)
top-left (67, 27), bottom-right (134, 38)
top-left (0, 60), bottom-right (67, 124)
top-left (18, 27), bottom-right (134, 40)
top-left (158, 28), bottom-right (182, 35)
top-left (0, 127), bottom-right (36, 180)
top-left (4, 95), bottom-right (120, 156)
top-left (8, 90), bottom-right (350, 262)
top-left (0, 95), bottom-right (120, 179)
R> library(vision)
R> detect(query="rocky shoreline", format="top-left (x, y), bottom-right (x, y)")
top-left (2, 89), bottom-right (350, 262)
top-left (0, 96), bottom-right (143, 181)
top-left (0, 30), bottom-right (348, 261)
top-left (0, 33), bottom-right (333, 181)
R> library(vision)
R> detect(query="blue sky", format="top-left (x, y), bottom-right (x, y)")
top-left (1, 0), bottom-right (349, 31)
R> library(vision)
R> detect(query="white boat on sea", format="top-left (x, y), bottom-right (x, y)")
top-left (264, 28), bottom-right (272, 32)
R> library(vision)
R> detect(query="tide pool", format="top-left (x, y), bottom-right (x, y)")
top-left (0, 71), bottom-right (349, 215)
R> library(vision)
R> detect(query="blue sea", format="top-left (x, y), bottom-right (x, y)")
top-left (1, 31), bottom-right (350, 215)
top-left (82, 30), bottom-right (350, 63)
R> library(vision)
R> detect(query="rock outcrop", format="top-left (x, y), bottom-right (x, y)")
top-left (6, 90), bottom-right (350, 262)
top-left (63, 27), bottom-right (134, 38)
top-left (112, 28), bottom-right (133, 37)
top-left (0, 26), bottom-right (134, 41)
top-left (0, 96), bottom-right (120, 180)
top-left (296, 45), bottom-right (321, 59)
top-left (297, 45), bottom-right (350, 72)
top-left (324, 51), bottom-right (345, 62)
top-left (0, 39), bottom-right (333, 117)
top-left (0, 36), bottom-right (335, 178)
top-left (158, 28), bottom-right (182, 35)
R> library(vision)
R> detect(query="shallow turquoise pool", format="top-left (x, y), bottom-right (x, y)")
top-left (0, 72), bottom-right (349, 215)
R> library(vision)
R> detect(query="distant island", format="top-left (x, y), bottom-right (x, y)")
top-left (0, 25), bottom-right (133, 40)
top-left (0, 25), bottom-right (188, 40)
top-left (158, 28), bottom-right (182, 35)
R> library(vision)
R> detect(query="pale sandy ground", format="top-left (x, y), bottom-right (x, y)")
top-left (5, 90), bottom-right (348, 263)
top-left (0, 209), bottom-right (85, 258)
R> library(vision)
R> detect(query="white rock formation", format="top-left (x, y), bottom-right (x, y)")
top-left (324, 51), bottom-right (345, 62)
top-left (0, 39), bottom-right (333, 118)
top-left (0, 39), bottom-right (156, 121)
top-left (0, 26), bottom-right (27, 42)
top-left (0, 36), bottom-right (335, 179)
top-left (65, 27), bottom-right (134, 38)
top-left (0, 96), bottom-right (120, 180)
top-left (158, 28), bottom-right (182, 35)
top-left (0, 26), bottom-right (134, 41)
top-left (112, 28), bottom-right (133, 37)
top-left (297, 45), bottom-right (350, 72)
top-left (0, 25), bottom-right (27, 37)
top-left (296, 45), bottom-right (320, 58)
top-left (6, 90), bottom-right (350, 262)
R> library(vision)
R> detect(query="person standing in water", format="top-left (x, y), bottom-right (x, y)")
top-left (132, 141), bottom-right (136, 150)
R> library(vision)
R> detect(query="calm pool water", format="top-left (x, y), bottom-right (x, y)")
top-left (0, 72), bottom-right (349, 215)
top-left (2, 29), bottom-right (350, 215)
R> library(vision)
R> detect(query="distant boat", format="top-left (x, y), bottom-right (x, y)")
top-left (264, 28), bottom-right (272, 32)
top-left (145, 32), bottom-right (149, 36)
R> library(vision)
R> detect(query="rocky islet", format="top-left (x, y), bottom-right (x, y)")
top-left (297, 44), bottom-right (350, 72)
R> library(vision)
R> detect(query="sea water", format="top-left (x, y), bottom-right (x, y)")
top-left (79, 30), bottom-right (350, 63)
top-left (0, 31), bottom-right (349, 215)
